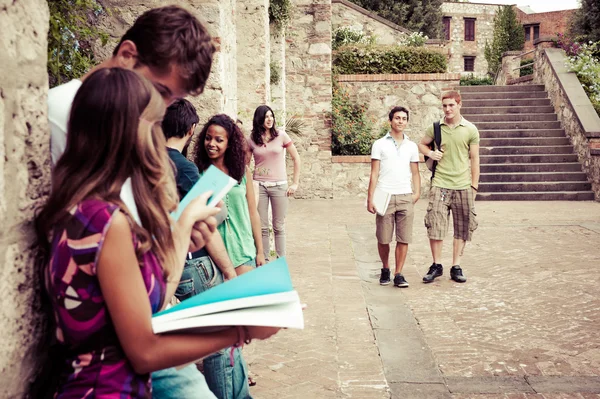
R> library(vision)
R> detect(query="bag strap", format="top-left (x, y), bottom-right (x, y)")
top-left (431, 121), bottom-right (442, 181)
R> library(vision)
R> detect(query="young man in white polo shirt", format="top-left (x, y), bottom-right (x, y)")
top-left (367, 106), bottom-right (421, 287)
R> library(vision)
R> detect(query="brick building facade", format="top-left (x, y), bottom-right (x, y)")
top-left (515, 7), bottom-right (576, 52)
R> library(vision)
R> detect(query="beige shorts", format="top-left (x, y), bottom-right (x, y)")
top-left (375, 193), bottom-right (414, 244)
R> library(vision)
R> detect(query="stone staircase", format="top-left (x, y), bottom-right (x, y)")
top-left (460, 85), bottom-right (594, 200)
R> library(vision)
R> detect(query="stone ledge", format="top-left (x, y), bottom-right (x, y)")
top-left (337, 73), bottom-right (461, 82)
top-left (332, 154), bottom-right (427, 163)
top-left (332, 155), bottom-right (370, 163)
top-left (544, 48), bottom-right (600, 139)
top-left (507, 75), bottom-right (533, 85)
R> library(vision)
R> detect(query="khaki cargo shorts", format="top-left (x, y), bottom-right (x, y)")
top-left (375, 193), bottom-right (414, 244)
top-left (424, 186), bottom-right (478, 241)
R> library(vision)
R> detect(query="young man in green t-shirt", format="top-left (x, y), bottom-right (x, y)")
top-left (417, 90), bottom-right (480, 284)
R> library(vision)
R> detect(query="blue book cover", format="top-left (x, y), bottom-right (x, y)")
top-left (171, 164), bottom-right (236, 221)
top-left (154, 257), bottom-right (294, 319)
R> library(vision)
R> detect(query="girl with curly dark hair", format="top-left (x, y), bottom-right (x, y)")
top-left (194, 114), bottom-right (265, 275)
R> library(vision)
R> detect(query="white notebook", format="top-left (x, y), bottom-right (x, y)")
top-left (373, 188), bottom-right (391, 216)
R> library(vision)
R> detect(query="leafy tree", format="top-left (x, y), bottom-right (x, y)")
top-left (484, 5), bottom-right (525, 75)
top-left (569, 0), bottom-right (600, 43)
top-left (349, 0), bottom-right (443, 39)
top-left (48, 0), bottom-right (109, 87)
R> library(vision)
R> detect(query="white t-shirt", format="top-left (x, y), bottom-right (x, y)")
top-left (371, 133), bottom-right (420, 195)
top-left (48, 79), bottom-right (142, 225)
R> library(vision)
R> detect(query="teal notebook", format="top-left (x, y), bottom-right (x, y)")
top-left (152, 257), bottom-right (304, 333)
top-left (171, 164), bottom-right (237, 221)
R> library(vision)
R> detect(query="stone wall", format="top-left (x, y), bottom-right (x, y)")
top-left (331, 0), bottom-right (409, 45)
top-left (285, 0), bottom-right (333, 198)
top-left (0, 0), bottom-right (51, 397)
top-left (270, 27), bottom-right (287, 124)
top-left (533, 44), bottom-right (600, 200)
top-left (333, 73), bottom-right (460, 198)
top-left (440, 1), bottom-right (498, 76)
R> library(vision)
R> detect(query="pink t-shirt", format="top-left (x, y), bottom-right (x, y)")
top-left (248, 130), bottom-right (292, 182)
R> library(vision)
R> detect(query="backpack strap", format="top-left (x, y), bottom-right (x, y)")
top-left (431, 121), bottom-right (442, 181)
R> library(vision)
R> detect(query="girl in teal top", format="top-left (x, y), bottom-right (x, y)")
top-left (194, 114), bottom-right (265, 275)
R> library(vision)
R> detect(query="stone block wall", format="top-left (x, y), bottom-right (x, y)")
top-left (333, 73), bottom-right (460, 198)
top-left (534, 45), bottom-right (600, 200)
top-left (440, 1), bottom-right (498, 76)
top-left (270, 26), bottom-right (287, 125)
top-left (285, 0), bottom-right (333, 199)
top-left (0, 0), bottom-right (51, 397)
top-left (331, 0), bottom-right (409, 45)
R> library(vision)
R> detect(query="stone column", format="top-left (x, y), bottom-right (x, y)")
top-left (270, 26), bottom-right (287, 126)
top-left (236, 0), bottom-right (271, 127)
top-left (499, 50), bottom-right (521, 85)
top-left (286, 0), bottom-right (333, 198)
top-left (0, 1), bottom-right (51, 396)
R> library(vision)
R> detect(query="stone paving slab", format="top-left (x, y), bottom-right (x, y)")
top-left (246, 200), bottom-right (600, 398)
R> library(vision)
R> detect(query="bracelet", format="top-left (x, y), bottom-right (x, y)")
top-left (471, 185), bottom-right (478, 191)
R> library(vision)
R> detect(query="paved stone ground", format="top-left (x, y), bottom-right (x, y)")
top-left (245, 200), bottom-right (600, 399)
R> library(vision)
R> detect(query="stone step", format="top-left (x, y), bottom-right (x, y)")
top-left (479, 129), bottom-right (566, 138)
top-left (480, 162), bottom-right (584, 173)
top-left (480, 137), bottom-right (570, 146)
top-left (480, 145), bottom-right (573, 156)
top-left (480, 154), bottom-right (579, 163)
top-left (459, 85), bottom-right (546, 92)
top-left (462, 106), bottom-right (555, 114)
top-left (462, 99), bottom-right (551, 107)
top-left (479, 181), bottom-right (592, 192)
top-left (464, 113), bottom-right (557, 122)
top-left (461, 91), bottom-right (548, 100)
top-left (477, 191), bottom-right (595, 201)
top-left (476, 121), bottom-right (561, 130)
top-left (480, 171), bottom-right (588, 182)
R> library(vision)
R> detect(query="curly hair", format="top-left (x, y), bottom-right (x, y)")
top-left (194, 114), bottom-right (247, 182)
top-left (250, 105), bottom-right (278, 146)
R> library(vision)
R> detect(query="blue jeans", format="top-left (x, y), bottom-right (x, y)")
top-left (152, 365), bottom-right (217, 399)
top-left (176, 256), bottom-right (252, 399)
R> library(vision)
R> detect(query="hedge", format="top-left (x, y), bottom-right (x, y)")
top-left (333, 45), bottom-right (447, 75)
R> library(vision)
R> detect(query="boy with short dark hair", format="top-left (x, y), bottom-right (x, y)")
top-left (367, 106), bottom-right (421, 287)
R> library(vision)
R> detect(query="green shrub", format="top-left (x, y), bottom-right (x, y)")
top-left (331, 81), bottom-right (377, 156)
top-left (270, 61), bottom-right (281, 85)
top-left (566, 41), bottom-right (600, 117)
top-left (333, 45), bottom-right (447, 75)
top-left (332, 26), bottom-right (375, 51)
top-left (459, 74), bottom-right (493, 86)
top-left (398, 32), bottom-right (429, 47)
top-left (269, 0), bottom-right (293, 35)
top-left (48, 0), bottom-right (109, 87)
top-left (519, 59), bottom-right (533, 77)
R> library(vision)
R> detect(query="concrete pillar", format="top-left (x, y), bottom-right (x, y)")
top-left (0, 0), bottom-right (51, 396)
top-left (285, 0), bottom-right (333, 198)
top-left (236, 0), bottom-right (270, 127)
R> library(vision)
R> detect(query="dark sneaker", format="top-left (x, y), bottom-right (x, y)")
top-left (379, 268), bottom-right (391, 285)
top-left (394, 274), bottom-right (409, 288)
top-left (450, 266), bottom-right (467, 283)
top-left (423, 263), bottom-right (443, 283)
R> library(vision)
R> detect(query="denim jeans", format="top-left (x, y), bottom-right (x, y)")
top-left (152, 365), bottom-right (217, 399)
top-left (257, 183), bottom-right (288, 259)
top-left (175, 256), bottom-right (252, 399)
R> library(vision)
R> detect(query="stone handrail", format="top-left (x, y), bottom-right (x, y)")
top-left (533, 42), bottom-right (600, 198)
